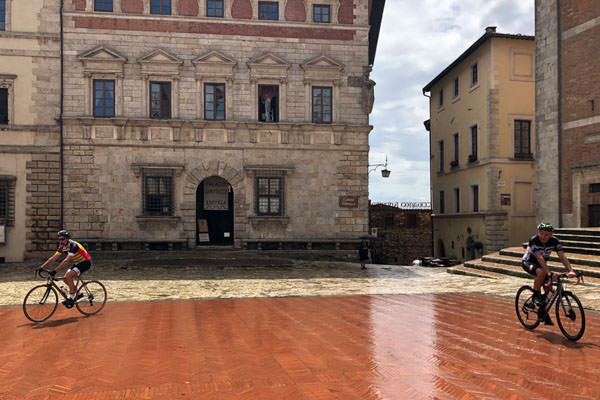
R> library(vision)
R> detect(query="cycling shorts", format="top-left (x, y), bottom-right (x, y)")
top-left (521, 260), bottom-right (543, 277)
top-left (68, 260), bottom-right (92, 276)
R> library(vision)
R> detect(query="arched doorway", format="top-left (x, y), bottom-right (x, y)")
top-left (196, 176), bottom-right (234, 245)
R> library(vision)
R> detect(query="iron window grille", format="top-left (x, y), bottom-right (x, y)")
top-left (94, 0), bottom-right (113, 12)
top-left (150, 81), bottom-right (171, 119)
top-left (151, 0), bottom-right (171, 14)
top-left (313, 5), bottom-right (330, 23)
top-left (312, 86), bottom-right (332, 123)
top-left (514, 119), bottom-right (532, 158)
top-left (256, 177), bottom-right (284, 216)
top-left (143, 175), bottom-right (174, 216)
top-left (93, 79), bottom-right (115, 117)
top-left (204, 83), bottom-right (225, 120)
top-left (0, 177), bottom-right (15, 226)
top-left (258, 2), bottom-right (278, 20)
top-left (207, 0), bottom-right (224, 17)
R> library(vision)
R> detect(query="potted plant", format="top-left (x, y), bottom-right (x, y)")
top-left (468, 154), bottom-right (477, 163)
top-left (450, 160), bottom-right (458, 168)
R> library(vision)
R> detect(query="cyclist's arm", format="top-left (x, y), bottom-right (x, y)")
top-left (40, 253), bottom-right (61, 270)
top-left (54, 254), bottom-right (74, 273)
top-left (557, 251), bottom-right (576, 277)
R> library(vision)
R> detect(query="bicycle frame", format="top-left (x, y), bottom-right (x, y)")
top-left (539, 273), bottom-right (583, 317)
top-left (38, 270), bottom-right (84, 301)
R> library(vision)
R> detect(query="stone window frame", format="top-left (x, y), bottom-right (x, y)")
top-left (470, 62), bottom-right (479, 90)
top-left (257, 1), bottom-right (279, 20)
top-left (150, 0), bottom-right (174, 15)
top-left (248, 53), bottom-right (290, 122)
top-left (0, 74), bottom-right (15, 125)
top-left (86, 0), bottom-right (121, 12)
top-left (244, 165), bottom-right (294, 223)
top-left (307, 0), bottom-right (338, 24)
top-left (138, 49), bottom-right (183, 119)
top-left (301, 55), bottom-right (344, 123)
top-left (0, 0), bottom-right (11, 31)
top-left (312, 4), bottom-right (330, 23)
top-left (93, 79), bottom-right (116, 118)
top-left (78, 46), bottom-right (127, 117)
top-left (132, 164), bottom-right (184, 225)
top-left (205, 0), bottom-right (226, 17)
top-left (0, 175), bottom-right (15, 226)
top-left (192, 50), bottom-right (236, 120)
top-left (203, 82), bottom-right (226, 120)
top-left (509, 115), bottom-right (534, 160)
top-left (311, 85), bottom-right (332, 124)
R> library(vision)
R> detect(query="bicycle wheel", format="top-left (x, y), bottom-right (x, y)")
top-left (23, 285), bottom-right (58, 323)
top-left (515, 285), bottom-right (540, 330)
top-left (555, 291), bottom-right (585, 341)
top-left (76, 280), bottom-right (107, 316)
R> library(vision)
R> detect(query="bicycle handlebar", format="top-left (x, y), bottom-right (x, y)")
top-left (36, 268), bottom-right (57, 280)
top-left (555, 271), bottom-right (584, 286)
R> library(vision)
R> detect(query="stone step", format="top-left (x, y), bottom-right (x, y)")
top-left (555, 233), bottom-right (600, 243)
top-left (502, 247), bottom-right (600, 268)
top-left (555, 228), bottom-right (600, 236)
top-left (446, 265), bottom-right (506, 279)
top-left (449, 259), bottom-right (600, 285)
top-left (559, 240), bottom-right (600, 249)
top-left (482, 254), bottom-right (600, 279)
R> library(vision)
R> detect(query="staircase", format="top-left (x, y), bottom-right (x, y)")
top-left (447, 228), bottom-right (600, 283)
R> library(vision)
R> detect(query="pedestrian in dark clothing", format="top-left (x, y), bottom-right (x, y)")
top-left (359, 238), bottom-right (370, 269)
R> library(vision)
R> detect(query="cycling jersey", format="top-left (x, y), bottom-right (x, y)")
top-left (522, 235), bottom-right (563, 266)
top-left (55, 239), bottom-right (92, 265)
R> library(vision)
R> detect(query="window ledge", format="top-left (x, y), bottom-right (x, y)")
top-left (248, 216), bottom-right (289, 226)
top-left (468, 83), bottom-right (480, 93)
top-left (136, 216), bottom-right (181, 228)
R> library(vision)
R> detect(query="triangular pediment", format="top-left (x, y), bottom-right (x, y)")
top-left (247, 52), bottom-right (290, 68)
top-left (138, 48), bottom-right (183, 65)
top-left (301, 55), bottom-right (344, 71)
top-left (78, 45), bottom-right (127, 62)
top-left (193, 51), bottom-right (237, 66)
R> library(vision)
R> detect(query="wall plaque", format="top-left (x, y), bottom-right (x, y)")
top-left (339, 196), bottom-right (359, 208)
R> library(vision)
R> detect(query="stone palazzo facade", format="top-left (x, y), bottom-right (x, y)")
top-left (21, 0), bottom-right (384, 257)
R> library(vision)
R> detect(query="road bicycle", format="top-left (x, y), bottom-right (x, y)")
top-left (515, 272), bottom-right (585, 341)
top-left (23, 268), bottom-right (107, 323)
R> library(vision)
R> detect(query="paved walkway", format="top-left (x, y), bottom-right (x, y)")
top-left (1, 256), bottom-right (600, 399)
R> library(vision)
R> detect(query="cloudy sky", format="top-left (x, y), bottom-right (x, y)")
top-left (368, 0), bottom-right (535, 204)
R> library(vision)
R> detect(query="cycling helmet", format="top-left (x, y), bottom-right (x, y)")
top-left (537, 222), bottom-right (553, 232)
top-left (57, 229), bottom-right (70, 239)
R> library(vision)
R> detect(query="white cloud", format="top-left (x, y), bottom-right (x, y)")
top-left (368, 0), bottom-right (534, 203)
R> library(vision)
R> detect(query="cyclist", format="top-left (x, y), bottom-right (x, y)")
top-left (39, 230), bottom-right (92, 308)
top-left (521, 222), bottom-right (576, 325)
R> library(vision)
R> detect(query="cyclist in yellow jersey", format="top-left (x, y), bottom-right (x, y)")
top-left (39, 230), bottom-right (93, 308)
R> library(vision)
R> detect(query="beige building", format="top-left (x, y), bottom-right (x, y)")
top-left (0, 0), bottom-right (60, 262)
top-left (423, 27), bottom-right (535, 260)
top-left (0, 0), bottom-right (385, 261)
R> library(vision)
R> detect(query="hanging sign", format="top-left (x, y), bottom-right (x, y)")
top-left (204, 177), bottom-right (229, 210)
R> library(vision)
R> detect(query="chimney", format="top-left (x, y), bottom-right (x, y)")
top-left (485, 26), bottom-right (497, 34)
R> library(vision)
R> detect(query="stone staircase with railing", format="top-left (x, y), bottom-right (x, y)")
top-left (447, 228), bottom-right (600, 284)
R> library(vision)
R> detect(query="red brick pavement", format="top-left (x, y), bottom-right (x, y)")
top-left (0, 293), bottom-right (598, 399)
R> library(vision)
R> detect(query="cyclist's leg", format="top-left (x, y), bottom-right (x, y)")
top-left (522, 261), bottom-right (544, 304)
top-left (63, 268), bottom-right (78, 296)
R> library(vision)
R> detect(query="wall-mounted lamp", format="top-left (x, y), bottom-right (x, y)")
top-left (369, 155), bottom-right (391, 178)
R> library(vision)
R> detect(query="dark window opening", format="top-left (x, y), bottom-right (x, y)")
top-left (207, 0), bottom-right (224, 17)
top-left (439, 88), bottom-right (444, 108)
top-left (258, 85), bottom-right (278, 122)
top-left (472, 63), bottom-right (478, 86)
top-left (406, 213), bottom-right (417, 228)
top-left (150, 81), bottom-right (171, 119)
top-left (0, 88), bottom-right (7, 124)
top-left (256, 177), bottom-right (283, 216)
top-left (438, 140), bottom-right (444, 172)
top-left (151, 0), bottom-right (171, 14)
top-left (0, 0), bottom-right (5, 31)
top-left (312, 86), bottom-right (332, 123)
top-left (590, 183), bottom-right (600, 193)
top-left (0, 181), bottom-right (7, 221)
top-left (453, 77), bottom-right (459, 97)
top-left (313, 5), bottom-right (330, 23)
top-left (514, 119), bottom-right (532, 158)
top-left (454, 188), bottom-right (460, 213)
top-left (0, 177), bottom-right (15, 226)
top-left (204, 83), bottom-right (225, 120)
top-left (470, 125), bottom-right (478, 161)
top-left (384, 214), bottom-right (394, 229)
top-left (94, 79), bottom-right (115, 117)
top-left (95, 0), bottom-right (113, 12)
top-left (472, 185), bottom-right (479, 212)
top-left (439, 190), bottom-right (445, 214)
top-left (453, 133), bottom-right (459, 162)
top-left (258, 2), bottom-right (278, 20)
top-left (144, 175), bottom-right (173, 216)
